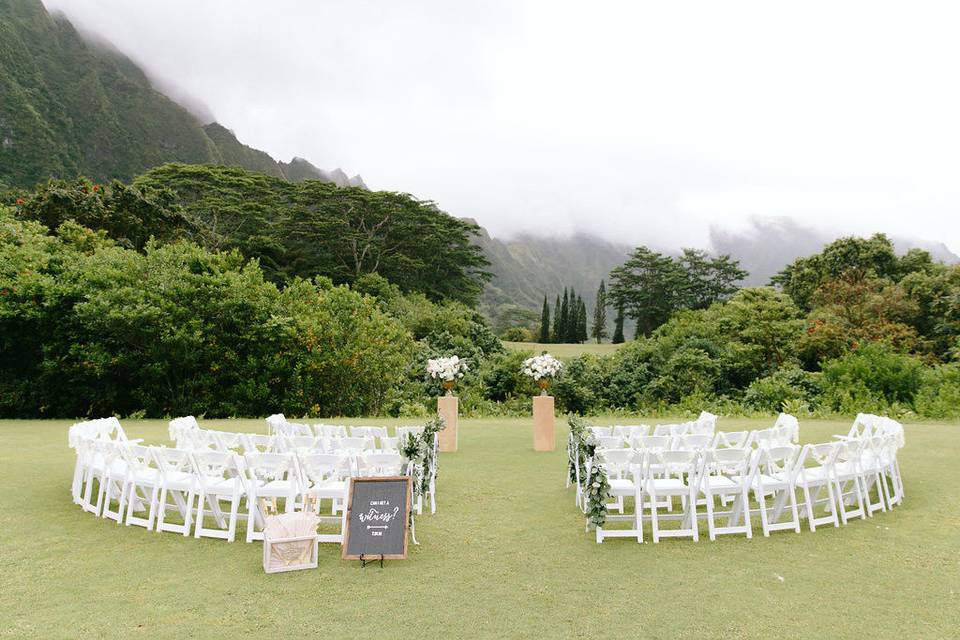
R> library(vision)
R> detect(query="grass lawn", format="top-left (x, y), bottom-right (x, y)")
top-left (504, 341), bottom-right (624, 358)
top-left (1, 416), bottom-right (958, 639)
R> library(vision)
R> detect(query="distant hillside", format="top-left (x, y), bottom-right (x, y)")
top-left (0, 0), bottom-right (362, 188)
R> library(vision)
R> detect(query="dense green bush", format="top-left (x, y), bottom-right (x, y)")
top-left (820, 344), bottom-right (923, 414)
top-left (913, 364), bottom-right (960, 419)
top-left (0, 209), bottom-right (413, 417)
top-left (743, 368), bottom-right (823, 413)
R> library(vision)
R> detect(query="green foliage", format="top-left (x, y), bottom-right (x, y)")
top-left (591, 280), bottom-right (608, 343)
top-left (913, 364), bottom-right (960, 419)
top-left (743, 368), bottom-right (823, 413)
top-left (609, 245), bottom-right (746, 336)
top-left (0, 209), bottom-right (413, 417)
top-left (820, 343), bottom-right (923, 413)
top-left (612, 302), bottom-right (625, 344)
top-left (134, 164), bottom-right (491, 304)
top-left (771, 233), bottom-right (905, 309)
top-left (15, 177), bottom-right (193, 249)
top-left (797, 273), bottom-right (920, 367)
top-left (398, 416), bottom-right (444, 499)
top-left (538, 296), bottom-right (551, 343)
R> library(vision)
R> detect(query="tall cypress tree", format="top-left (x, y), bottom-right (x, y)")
top-left (565, 289), bottom-right (576, 343)
top-left (576, 296), bottom-right (588, 343)
top-left (552, 295), bottom-right (561, 343)
top-left (592, 280), bottom-right (608, 343)
top-left (538, 296), bottom-right (551, 343)
top-left (559, 288), bottom-right (570, 343)
top-left (612, 301), bottom-right (625, 344)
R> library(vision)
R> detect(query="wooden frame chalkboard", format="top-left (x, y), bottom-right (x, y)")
top-left (341, 476), bottom-right (412, 561)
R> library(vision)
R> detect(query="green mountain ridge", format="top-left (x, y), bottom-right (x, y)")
top-left (0, 0), bottom-right (364, 189)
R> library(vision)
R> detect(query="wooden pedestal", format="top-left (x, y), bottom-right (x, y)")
top-left (437, 395), bottom-right (459, 452)
top-left (533, 395), bottom-right (555, 451)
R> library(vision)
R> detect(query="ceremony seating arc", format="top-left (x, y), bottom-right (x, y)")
top-left (572, 413), bottom-right (907, 544)
top-left (68, 415), bottom-right (440, 544)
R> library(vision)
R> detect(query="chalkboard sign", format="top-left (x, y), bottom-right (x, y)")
top-left (342, 476), bottom-right (412, 561)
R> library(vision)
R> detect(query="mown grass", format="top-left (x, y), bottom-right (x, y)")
top-left (503, 341), bottom-right (625, 358)
top-left (1, 417), bottom-right (957, 639)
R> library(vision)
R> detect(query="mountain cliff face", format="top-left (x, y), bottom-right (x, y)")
top-left (473, 225), bottom-right (630, 314)
top-left (0, 0), bottom-right (362, 188)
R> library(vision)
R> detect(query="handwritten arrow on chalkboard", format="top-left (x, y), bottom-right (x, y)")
top-left (367, 525), bottom-right (388, 529)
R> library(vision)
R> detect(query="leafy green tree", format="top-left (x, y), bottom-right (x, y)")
top-left (592, 280), bottom-right (608, 343)
top-left (16, 177), bottom-right (193, 249)
top-left (771, 234), bottom-right (903, 309)
top-left (609, 247), bottom-right (686, 337)
top-left (552, 295), bottom-right (561, 343)
top-left (677, 248), bottom-right (748, 309)
top-left (798, 273), bottom-right (921, 367)
top-left (576, 296), bottom-right (588, 343)
top-left (538, 296), bottom-right (551, 343)
top-left (820, 343), bottom-right (923, 413)
top-left (560, 288), bottom-right (570, 342)
top-left (612, 302), bottom-right (625, 344)
top-left (900, 264), bottom-right (960, 360)
top-left (133, 164), bottom-right (491, 305)
top-left (0, 208), bottom-right (415, 417)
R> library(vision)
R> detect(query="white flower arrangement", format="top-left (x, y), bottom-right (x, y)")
top-left (426, 355), bottom-right (468, 382)
top-left (521, 353), bottom-right (563, 381)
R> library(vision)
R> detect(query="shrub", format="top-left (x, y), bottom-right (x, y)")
top-left (820, 343), bottom-right (923, 413)
top-left (743, 368), bottom-right (823, 413)
top-left (914, 364), bottom-right (960, 419)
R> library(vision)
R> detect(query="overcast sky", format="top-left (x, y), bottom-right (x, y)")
top-left (44, 0), bottom-right (960, 252)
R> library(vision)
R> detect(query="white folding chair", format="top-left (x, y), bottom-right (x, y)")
top-left (121, 444), bottom-right (161, 530)
top-left (298, 453), bottom-right (351, 543)
top-left (210, 430), bottom-right (244, 453)
top-left (152, 447), bottom-right (198, 536)
top-left (594, 435), bottom-right (624, 450)
top-left (265, 413), bottom-right (287, 436)
top-left (244, 452), bottom-right (300, 542)
top-left (774, 413), bottom-right (800, 443)
top-left (358, 452), bottom-right (405, 477)
top-left (333, 436), bottom-right (373, 454)
top-left (833, 439), bottom-right (868, 523)
top-left (240, 433), bottom-right (276, 454)
top-left (191, 451), bottom-right (246, 542)
top-left (795, 442), bottom-right (841, 532)
top-left (671, 434), bottom-right (712, 451)
top-left (750, 445), bottom-right (802, 536)
top-left (594, 449), bottom-right (643, 543)
top-left (317, 424), bottom-right (348, 439)
top-left (278, 435), bottom-right (321, 454)
top-left (712, 430), bottom-right (753, 449)
top-left (588, 426), bottom-right (613, 438)
top-left (379, 436), bottom-right (399, 453)
top-left (97, 440), bottom-right (130, 523)
top-left (612, 425), bottom-right (650, 440)
top-left (699, 448), bottom-right (753, 539)
top-left (643, 449), bottom-right (700, 542)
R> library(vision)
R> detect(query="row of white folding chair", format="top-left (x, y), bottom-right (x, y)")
top-left (836, 414), bottom-right (905, 448)
top-left (68, 417), bottom-right (132, 450)
top-left (74, 438), bottom-right (408, 543)
top-left (590, 436), bottom-right (903, 543)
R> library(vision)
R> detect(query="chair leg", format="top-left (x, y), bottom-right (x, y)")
top-left (195, 491), bottom-right (206, 538)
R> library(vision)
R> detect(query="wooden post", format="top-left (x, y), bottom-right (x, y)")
top-left (533, 395), bottom-right (555, 451)
top-left (437, 395), bottom-right (458, 452)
